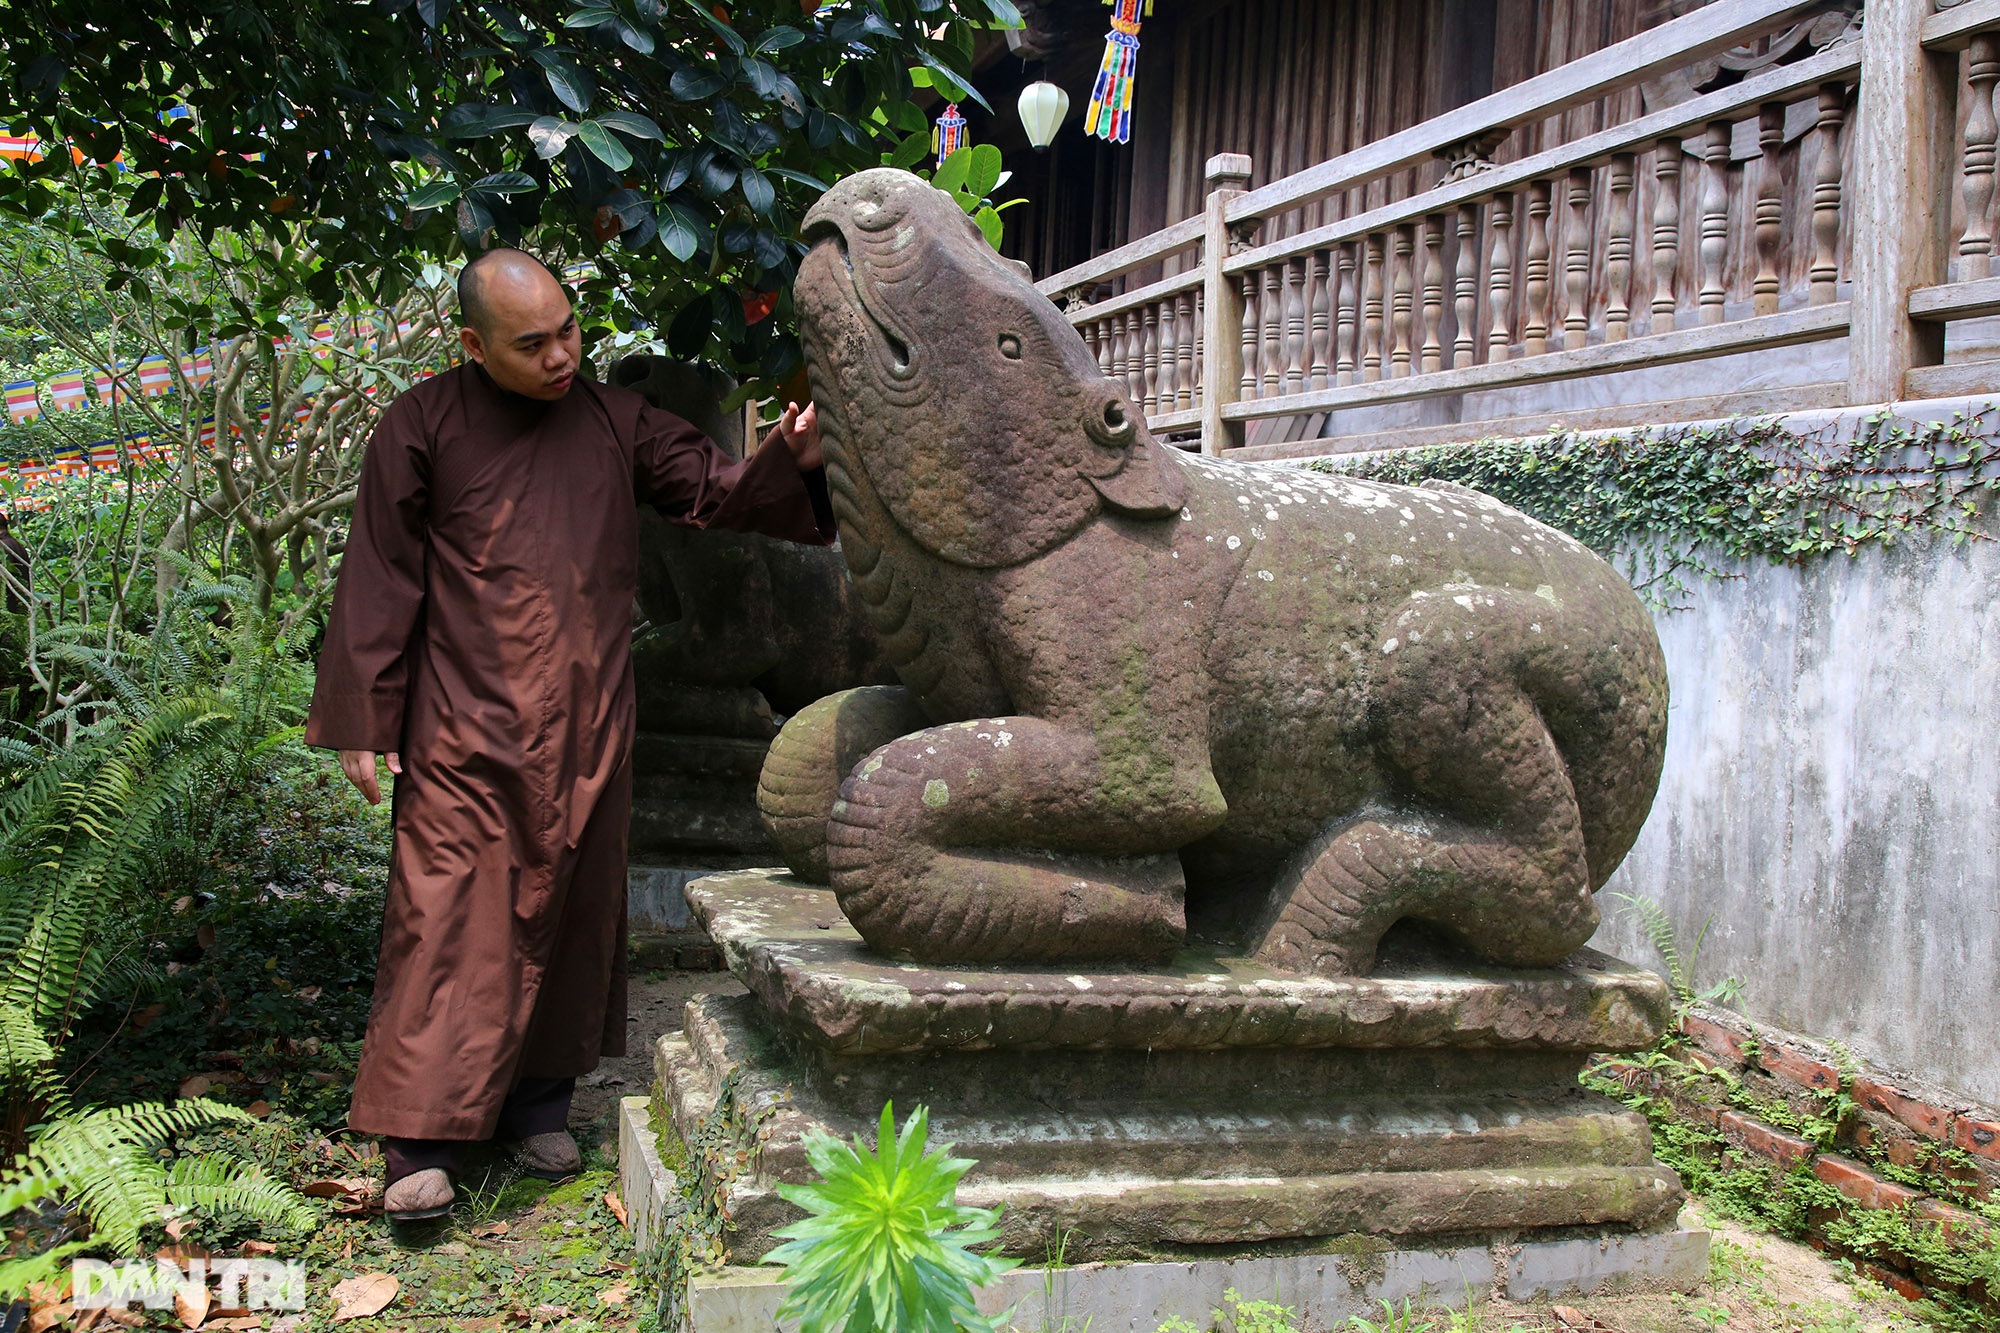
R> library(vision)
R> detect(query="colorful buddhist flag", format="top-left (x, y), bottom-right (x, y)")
top-left (0, 132), bottom-right (43, 162)
top-left (136, 354), bottom-right (173, 396)
top-left (5, 381), bottom-right (40, 423)
top-left (47, 371), bottom-right (86, 411)
top-left (180, 346), bottom-right (214, 388)
top-left (90, 366), bottom-right (128, 405)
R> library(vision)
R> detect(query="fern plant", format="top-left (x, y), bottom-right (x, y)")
top-left (0, 576), bottom-right (322, 1295)
top-left (1608, 892), bottom-right (1744, 1014)
top-left (764, 1102), bottom-right (1018, 1333)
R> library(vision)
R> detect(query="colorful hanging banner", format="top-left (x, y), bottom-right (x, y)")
top-left (47, 372), bottom-right (86, 412)
top-left (180, 347), bottom-right (215, 388)
top-left (136, 354), bottom-right (173, 396)
top-left (5, 382), bottom-right (40, 424)
top-left (935, 104), bottom-right (967, 167)
top-left (90, 366), bottom-right (128, 405)
top-left (1084, 0), bottom-right (1152, 145)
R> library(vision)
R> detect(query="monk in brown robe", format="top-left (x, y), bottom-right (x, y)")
top-left (306, 249), bottom-right (830, 1219)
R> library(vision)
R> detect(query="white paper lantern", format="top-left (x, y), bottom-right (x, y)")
top-left (1017, 80), bottom-right (1070, 152)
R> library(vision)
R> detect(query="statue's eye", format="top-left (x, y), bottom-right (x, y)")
top-left (997, 334), bottom-right (1022, 360)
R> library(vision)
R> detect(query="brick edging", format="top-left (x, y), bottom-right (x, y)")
top-left (1603, 1004), bottom-right (1996, 1311)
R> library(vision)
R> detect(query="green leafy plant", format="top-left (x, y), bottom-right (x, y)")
top-left (1157, 1288), bottom-right (1307, 1333)
top-left (1348, 1297), bottom-right (1437, 1333)
top-left (0, 0), bottom-right (1023, 395)
top-left (900, 143), bottom-right (1025, 251)
top-left (763, 1101), bottom-right (1018, 1333)
top-left (1608, 892), bottom-right (1743, 1013)
top-left (0, 577), bottom-right (322, 1291)
top-left (1313, 409), bottom-right (2000, 607)
top-left (0, 1098), bottom-right (316, 1297)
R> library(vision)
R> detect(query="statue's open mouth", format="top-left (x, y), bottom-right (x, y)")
top-left (803, 222), bottom-right (914, 381)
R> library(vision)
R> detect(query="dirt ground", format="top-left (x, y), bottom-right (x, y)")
top-left (1441, 1208), bottom-right (1943, 1332)
top-left (567, 963), bottom-right (746, 1160)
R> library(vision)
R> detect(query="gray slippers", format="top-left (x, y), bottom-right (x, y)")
top-left (513, 1130), bottom-right (582, 1182)
top-left (383, 1167), bottom-right (456, 1221)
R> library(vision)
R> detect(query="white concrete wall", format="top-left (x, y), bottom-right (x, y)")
top-left (1592, 479), bottom-right (2000, 1104)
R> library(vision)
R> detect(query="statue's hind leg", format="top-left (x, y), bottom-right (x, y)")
top-left (1250, 677), bottom-right (1597, 976)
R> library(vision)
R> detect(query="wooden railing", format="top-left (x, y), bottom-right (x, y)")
top-left (1037, 0), bottom-right (2000, 457)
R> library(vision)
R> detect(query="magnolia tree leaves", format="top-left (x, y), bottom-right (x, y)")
top-left (0, 0), bottom-right (1023, 387)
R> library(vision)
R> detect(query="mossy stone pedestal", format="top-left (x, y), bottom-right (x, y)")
top-left (653, 869), bottom-right (1699, 1275)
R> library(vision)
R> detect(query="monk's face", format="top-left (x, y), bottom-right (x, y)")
top-left (460, 267), bottom-right (583, 401)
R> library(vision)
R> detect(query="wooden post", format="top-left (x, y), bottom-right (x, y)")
top-left (1697, 121), bottom-right (1732, 326)
top-left (1200, 153), bottom-right (1253, 455)
top-left (1564, 167), bottom-right (1593, 350)
top-left (1754, 104), bottom-right (1786, 317)
top-left (1848, 0), bottom-right (1954, 404)
top-left (1961, 35), bottom-right (2000, 282)
top-left (1454, 203), bottom-right (1480, 368)
top-left (1652, 141), bottom-right (1683, 333)
top-left (1810, 85), bottom-right (1848, 307)
top-left (1605, 154), bottom-right (1636, 342)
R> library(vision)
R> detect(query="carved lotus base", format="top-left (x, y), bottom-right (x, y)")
top-left (656, 869), bottom-right (1689, 1263)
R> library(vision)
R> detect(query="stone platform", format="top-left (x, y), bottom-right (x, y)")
top-left (645, 869), bottom-right (1698, 1271)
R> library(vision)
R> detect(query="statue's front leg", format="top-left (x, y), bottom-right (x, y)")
top-left (826, 717), bottom-right (1227, 964)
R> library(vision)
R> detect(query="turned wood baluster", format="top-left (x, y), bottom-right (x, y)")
top-left (1420, 215), bottom-right (1446, 373)
top-left (1605, 154), bottom-right (1635, 342)
top-left (1454, 203), bottom-right (1480, 368)
top-left (1099, 318), bottom-right (1116, 381)
top-left (1156, 300), bottom-right (1178, 414)
top-left (1652, 140), bottom-right (1683, 332)
top-left (1126, 311), bottom-right (1145, 404)
top-left (1309, 252), bottom-right (1332, 390)
top-left (1963, 37), bottom-right (2000, 281)
top-left (1152, 304), bottom-right (1168, 412)
top-left (1262, 266), bottom-right (1285, 397)
top-left (1239, 273), bottom-right (1261, 399)
top-left (1336, 242), bottom-right (1359, 384)
top-left (1487, 193), bottom-right (1515, 363)
top-left (1564, 167), bottom-right (1592, 350)
top-left (1363, 235), bottom-right (1386, 381)
top-left (1127, 311), bottom-right (1147, 404)
top-left (1810, 85), bottom-right (1846, 305)
top-left (1390, 224), bottom-right (1415, 376)
top-left (1524, 181), bottom-right (1552, 355)
top-left (1698, 120), bottom-right (1732, 326)
top-left (1110, 313), bottom-right (1128, 396)
top-left (1178, 292), bottom-right (1198, 410)
top-left (1284, 256), bottom-right (1308, 393)
top-left (1754, 104), bottom-right (1785, 316)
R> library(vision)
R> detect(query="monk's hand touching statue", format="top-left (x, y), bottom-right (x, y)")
top-left (776, 400), bottom-right (821, 471)
top-left (339, 749), bottom-right (402, 806)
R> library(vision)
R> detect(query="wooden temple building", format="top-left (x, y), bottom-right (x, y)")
top-left (942, 0), bottom-right (2000, 454)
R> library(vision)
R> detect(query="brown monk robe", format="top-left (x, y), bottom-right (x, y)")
top-left (305, 250), bottom-right (830, 1215)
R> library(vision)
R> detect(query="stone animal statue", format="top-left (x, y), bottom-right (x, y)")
top-left (758, 168), bottom-right (1668, 977)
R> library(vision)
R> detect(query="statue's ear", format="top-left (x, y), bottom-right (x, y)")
top-left (1089, 431), bottom-right (1188, 517)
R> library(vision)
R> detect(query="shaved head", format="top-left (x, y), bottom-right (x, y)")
top-left (458, 248), bottom-right (565, 337)
top-left (457, 249), bottom-right (582, 400)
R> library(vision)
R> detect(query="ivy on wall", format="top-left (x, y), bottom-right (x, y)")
top-left (1309, 409), bottom-right (2000, 606)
